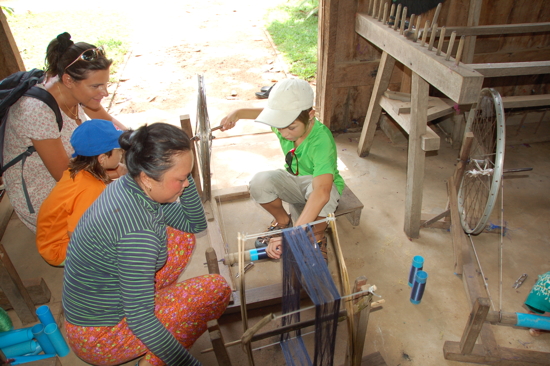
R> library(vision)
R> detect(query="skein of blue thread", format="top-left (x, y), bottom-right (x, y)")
top-left (408, 255), bottom-right (424, 287)
top-left (410, 271), bottom-right (428, 304)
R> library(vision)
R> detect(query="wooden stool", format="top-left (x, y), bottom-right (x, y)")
top-left (289, 186), bottom-right (364, 226)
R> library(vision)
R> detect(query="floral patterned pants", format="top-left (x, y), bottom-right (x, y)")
top-left (65, 227), bottom-right (231, 366)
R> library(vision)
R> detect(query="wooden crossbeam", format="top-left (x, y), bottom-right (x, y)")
top-left (471, 61), bottom-right (550, 77)
top-left (355, 13), bottom-right (484, 104)
top-left (439, 22), bottom-right (550, 37)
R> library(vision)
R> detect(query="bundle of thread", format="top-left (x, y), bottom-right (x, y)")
top-left (0, 305), bottom-right (70, 364)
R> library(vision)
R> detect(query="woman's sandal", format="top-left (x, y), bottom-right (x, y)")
top-left (255, 215), bottom-right (293, 248)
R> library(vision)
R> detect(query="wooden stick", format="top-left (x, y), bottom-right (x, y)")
top-left (394, 4), bottom-right (402, 31)
top-left (437, 26), bottom-right (446, 56)
top-left (382, 2), bottom-right (389, 25)
top-left (428, 23), bottom-right (438, 51)
top-left (408, 14), bottom-right (415, 32)
top-left (378, 0), bottom-right (384, 21)
top-left (400, 7), bottom-right (408, 35)
top-left (421, 20), bottom-right (430, 46)
top-left (432, 2), bottom-right (442, 26)
top-left (388, 3), bottom-right (396, 25)
top-left (413, 15), bottom-right (421, 42)
top-left (368, 0), bottom-right (374, 16)
top-left (372, 0), bottom-right (378, 18)
top-left (455, 35), bottom-right (465, 66)
top-left (446, 31), bottom-right (457, 61)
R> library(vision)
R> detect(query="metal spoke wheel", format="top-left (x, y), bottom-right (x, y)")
top-left (458, 88), bottom-right (506, 235)
top-left (195, 74), bottom-right (212, 202)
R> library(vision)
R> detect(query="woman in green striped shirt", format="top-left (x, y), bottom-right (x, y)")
top-left (63, 123), bottom-right (231, 366)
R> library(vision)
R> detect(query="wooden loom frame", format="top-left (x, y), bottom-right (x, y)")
top-left (355, 1), bottom-right (550, 239)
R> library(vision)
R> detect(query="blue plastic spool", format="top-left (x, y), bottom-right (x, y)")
top-left (408, 255), bottom-right (424, 287)
top-left (410, 270), bottom-right (428, 304)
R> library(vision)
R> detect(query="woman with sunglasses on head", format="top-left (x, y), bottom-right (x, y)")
top-left (3, 32), bottom-right (120, 233)
top-left (220, 78), bottom-right (344, 262)
top-left (63, 123), bottom-right (231, 366)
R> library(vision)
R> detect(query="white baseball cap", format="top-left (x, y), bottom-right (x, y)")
top-left (255, 78), bottom-right (314, 128)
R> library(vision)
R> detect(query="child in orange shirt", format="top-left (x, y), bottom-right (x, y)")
top-left (36, 119), bottom-right (124, 266)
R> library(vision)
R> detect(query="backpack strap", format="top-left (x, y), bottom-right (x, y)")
top-left (3, 87), bottom-right (63, 214)
top-left (24, 87), bottom-right (63, 131)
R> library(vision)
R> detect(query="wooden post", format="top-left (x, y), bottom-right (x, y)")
top-left (180, 114), bottom-right (203, 198)
top-left (351, 277), bottom-right (373, 366)
top-left (0, 8), bottom-right (25, 80)
top-left (357, 51), bottom-right (396, 157)
top-left (207, 319), bottom-right (233, 366)
top-left (447, 175), bottom-right (465, 275)
top-left (460, 298), bottom-right (491, 354)
top-left (403, 72), bottom-right (428, 239)
top-left (0, 244), bottom-right (38, 324)
top-left (205, 247), bottom-right (220, 275)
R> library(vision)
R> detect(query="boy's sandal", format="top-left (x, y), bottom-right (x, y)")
top-left (255, 215), bottom-right (293, 248)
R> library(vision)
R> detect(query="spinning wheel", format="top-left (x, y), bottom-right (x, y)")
top-left (195, 74), bottom-right (212, 202)
top-left (457, 88), bottom-right (506, 235)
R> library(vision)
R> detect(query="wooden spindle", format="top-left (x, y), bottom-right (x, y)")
top-left (428, 23), bottom-right (438, 51)
top-left (446, 31), bottom-right (457, 61)
top-left (413, 15), bottom-right (422, 42)
top-left (436, 26), bottom-right (446, 56)
top-left (432, 2), bottom-right (442, 26)
top-left (372, 0), bottom-right (379, 18)
top-left (421, 20), bottom-right (430, 47)
top-left (378, 0), bottom-right (384, 21)
top-left (408, 14), bottom-right (415, 32)
top-left (389, 3), bottom-right (396, 26)
top-left (400, 7), bottom-right (408, 35)
top-left (394, 4), bottom-right (402, 31)
top-left (368, 0), bottom-right (374, 16)
top-left (383, 3), bottom-right (389, 25)
top-left (455, 35), bottom-right (465, 66)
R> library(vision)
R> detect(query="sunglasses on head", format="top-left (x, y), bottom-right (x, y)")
top-left (64, 47), bottom-right (105, 70)
top-left (285, 148), bottom-right (299, 176)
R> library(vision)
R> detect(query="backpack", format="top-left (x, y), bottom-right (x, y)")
top-left (0, 68), bottom-right (63, 213)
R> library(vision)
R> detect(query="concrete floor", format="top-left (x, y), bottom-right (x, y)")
top-left (3, 124), bottom-right (550, 366)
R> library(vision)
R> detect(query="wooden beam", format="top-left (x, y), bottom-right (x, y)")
top-left (444, 341), bottom-right (550, 365)
top-left (462, 0), bottom-right (482, 64)
top-left (0, 243), bottom-right (38, 324)
top-left (0, 277), bottom-right (50, 311)
top-left (459, 297), bottom-right (491, 354)
top-left (355, 13), bottom-right (484, 104)
top-left (441, 22), bottom-right (550, 37)
top-left (471, 61), bottom-right (550, 77)
top-left (207, 320), bottom-right (233, 366)
top-left (0, 8), bottom-right (25, 80)
top-left (501, 94), bottom-right (550, 108)
top-left (357, 51), bottom-right (396, 157)
top-left (403, 73), bottom-right (428, 239)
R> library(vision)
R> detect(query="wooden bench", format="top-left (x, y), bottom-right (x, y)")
top-left (289, 185), bottom-right (364, 226)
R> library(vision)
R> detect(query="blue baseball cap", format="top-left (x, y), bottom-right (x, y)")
top-left (70, 119), bottom-right (123, 157)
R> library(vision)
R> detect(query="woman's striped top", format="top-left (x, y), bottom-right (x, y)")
top-left (63, 174), bottom-right (207, 365)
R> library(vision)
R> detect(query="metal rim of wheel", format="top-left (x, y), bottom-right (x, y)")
top-left (195, 74), bottom-right (212, 202)
top-left (457, 88), bottom-right (506, 235)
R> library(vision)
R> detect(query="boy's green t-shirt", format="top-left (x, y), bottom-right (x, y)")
top-left (273, 118), bottom-right (345, 194)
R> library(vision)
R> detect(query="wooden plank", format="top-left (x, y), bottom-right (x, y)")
top-left (0, 243), bottom-right (38, 324)
top-left (212, 185), bottom-right (250, 203)
top-left (501, 94), bottom-right (550, 108)
top-left (0, 8), bottom-right (25, 80)
top-left (462, 0), bottom-right (482, 64)
top-left (352, 278), bottom-right (372, 366)
top-left (224, 283), bottom-right (283, 314)
top-left (360, 352), bottom-right (387, 366)
top-left (207, 320), bottom-right (233, 366)
top-left (444, 341), bottom-right (550, 365)
top-left (471, 61), bottom-right (550, 77)
top-left (357, 51), bottom-right (396, 157)
top-left (403, 73), bottom-right (428, 239)
top-left (459, 297), bottom-right (490, 354)
top-left (355, 13), bottom-right (484, 104)
top-left (0, 277), bottom-right (51, 311)
top-left (207, 199), bottom-right (235, 294)
top-left (0, 193), bottom-right (13, 241)
top-left (442, 22), bottom-right (550, 37)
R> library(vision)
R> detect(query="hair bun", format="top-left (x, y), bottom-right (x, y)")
top-left (56, 32), bottom-right (74, 53)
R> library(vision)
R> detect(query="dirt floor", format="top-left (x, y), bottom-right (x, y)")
top-left (2, 0), bottom-right (550, 366)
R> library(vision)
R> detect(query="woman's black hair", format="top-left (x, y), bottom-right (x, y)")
top-left (45, 32), bottom-right (113, 81)
top-left (119, 123), bottom-right (191, 181)
top-left (68, 151), bottom-right (114, 184)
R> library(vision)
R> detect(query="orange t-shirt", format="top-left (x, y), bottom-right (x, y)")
top-left (36, 170), bottom-right (106, 266)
